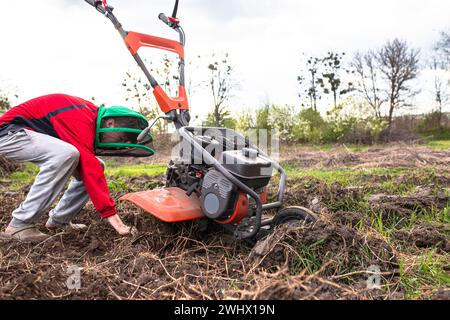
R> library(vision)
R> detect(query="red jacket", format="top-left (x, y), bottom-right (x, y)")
top-left (0, 94), bottom-right (116, 219)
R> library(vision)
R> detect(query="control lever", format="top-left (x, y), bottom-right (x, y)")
top-left (137, 115), bottom-right (171, 143)
top-left (158, 13), bottom-right (170, 26)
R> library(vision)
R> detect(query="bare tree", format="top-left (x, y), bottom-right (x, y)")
top-left (436, 31), bottom-right (450, 62)
top-left (186, 55), bottom-right (202, 98)
top-left (431, 56), bottom-right (449, 113)
top-left (121, 56), bottom-right (179, 134)
top-left (430, 34), bottom-right (450, 129)
top-left (376, 39), bottom-right (420, 131)
top-left (204, 53), bottom-right (238, 127)
top-left (352, 51), bottom-right (385, 119)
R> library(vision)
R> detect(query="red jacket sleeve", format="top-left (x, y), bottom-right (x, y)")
top-left (52, 118), bottom-right (117, 219)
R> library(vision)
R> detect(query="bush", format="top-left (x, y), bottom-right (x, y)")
top-left (235, 112), bottom-right (254, 134)
top-left (255, 105), bottom-right (271, 131)
top-left (291, 105), bottom-right (360, 144)
top-left (366, 117), bottom-right (388, 144)
top-left (204, 109), bottom-right (237, 129)
top-left (323, 104), bottom-right (357, 143)
top-left (293, 107), bottom-right (327, 143)
top-left (268, 105), bottom-right (297, 141)
top-left (233, 102), bottom-right (397, 145)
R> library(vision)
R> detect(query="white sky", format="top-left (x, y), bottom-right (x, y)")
top-left (0, 0), bottom-right (449, 120)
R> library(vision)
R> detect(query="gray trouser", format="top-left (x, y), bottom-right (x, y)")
top-left (0, 129), bottom-right (103, 228)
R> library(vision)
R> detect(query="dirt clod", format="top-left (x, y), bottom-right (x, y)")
top-left (394, 225), bottom-right (450, 253)
top-left (368, 193), bottom-right (450, 222)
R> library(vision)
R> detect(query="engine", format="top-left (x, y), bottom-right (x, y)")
top-left (166, 147), bottom-right (273, 222)
top-left (200, 148), bottom-right (272, 221)
top-left (200, 170), bottom-right (237, 219)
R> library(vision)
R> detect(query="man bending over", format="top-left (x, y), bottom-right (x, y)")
top-left (0, 94), bottom-right (150, 242)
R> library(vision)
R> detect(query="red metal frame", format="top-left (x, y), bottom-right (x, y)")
top-left (216, 193), bottom-right (249, 225)
top-left (124, 31), bottom-right (184, 58)
top-left (260, 188), bottom-right (267, 205)
top-left (124, 31), bottom-right (189, 113)
top-left (153, 85), bottom-right (189, 113)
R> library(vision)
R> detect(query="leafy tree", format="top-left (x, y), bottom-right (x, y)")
top-left (317, 52), bottom-right (354, 108)
top-left (298, 55), bottom-right (322, 111)
top-left (203, 53), bottom-right (238, 127)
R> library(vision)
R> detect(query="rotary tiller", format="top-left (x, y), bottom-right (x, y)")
top-left (85, 0), bottom-right (315, 241)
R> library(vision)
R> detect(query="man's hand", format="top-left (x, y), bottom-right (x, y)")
top-left (107, 214), bottom-right (138, 236)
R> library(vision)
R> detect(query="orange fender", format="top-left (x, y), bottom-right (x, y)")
top-left (119, 187), bottom-right (205, 223)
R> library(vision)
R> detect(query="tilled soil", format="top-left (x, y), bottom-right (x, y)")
top-left (1, 180), bottom-right (448, 300)
top-left (0, 196), bottom-right (392, 300)
top-left (282, 144), bottom-right (450, 169)
top-left (0, 145), bottom-right (449, 300)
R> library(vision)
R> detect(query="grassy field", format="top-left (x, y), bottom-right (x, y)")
top-left (424, 131), bottom-right (450, 151)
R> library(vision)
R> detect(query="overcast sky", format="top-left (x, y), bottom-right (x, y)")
top-left (0, 0), bottom-right (449, 120)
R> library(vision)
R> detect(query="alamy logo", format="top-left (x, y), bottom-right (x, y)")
top-left (66, 265), bottom-right (81, 290)
top-left (366, 265), bottom-right (381, 289)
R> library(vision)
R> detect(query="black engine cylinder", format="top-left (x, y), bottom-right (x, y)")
top-left (200, 170), bottom-right (237, 219)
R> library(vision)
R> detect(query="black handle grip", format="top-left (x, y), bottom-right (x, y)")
top-left (84, 0), bottom-right (113, 15)
top-left (84, 0), bottom-right (100, 8)
top-left (137, 127), bottom-right (150, 143)
top-left (158, 13), bottom-right (170, 25)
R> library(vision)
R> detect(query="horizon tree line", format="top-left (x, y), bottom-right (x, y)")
top-left (1, 31), bottom-right (449, 136)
